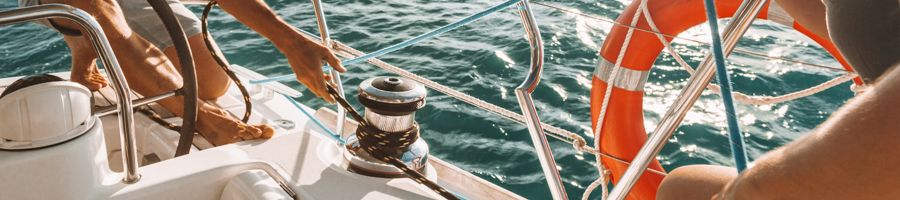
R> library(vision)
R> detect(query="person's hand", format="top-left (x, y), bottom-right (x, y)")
top-left (277, 38), bottom-right (346, 103)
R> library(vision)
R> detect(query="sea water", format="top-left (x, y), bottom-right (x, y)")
top-left (0, 1), bottom-right (854, 199)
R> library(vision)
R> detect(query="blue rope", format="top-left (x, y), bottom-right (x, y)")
top-left (283, 94), bottom-right (347, 144)
top-left (702, 0), bottom-right (749, 171)
top-left (250, 0), bottom-right (523, 84)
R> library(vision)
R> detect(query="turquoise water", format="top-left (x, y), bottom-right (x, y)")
top-left (0, 1), bottom-right (854, 199)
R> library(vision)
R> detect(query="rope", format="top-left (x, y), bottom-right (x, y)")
top-left (701, 0), bottom-right (748, 171)
top-left (325, 83), bottom-right (460, 200)
top-left (319, 31), bottom-right (670, 176)
top-left (210, 0), bottom-right (659, 175)
top-left (283, 94), bottom-right (347, 144)
top-left (201, 1), bottom-right (253, 123)
top-left (138, 105), bottom-right (181, 132)
top-left (531, 1), bottom-right (848, 72)
top-left (238, 2), bottom-right (856, 198)
top-left (636, 1), bottom-right (858, 105)
top-left (250, 0), bottom-right (524, 84)
top-left (583, 0), bottom-right (650, 198)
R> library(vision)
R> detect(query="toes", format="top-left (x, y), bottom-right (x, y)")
top-left (237, 125), bottom-right (262, 140)
top-left (256, 125), bottom-right (275, 139)
top-left (85, 82), bottom-right (103, 91)
top-left (90, 74), bottom-right (109, 86)
top-left (71, 73), bottom-right (109, 91)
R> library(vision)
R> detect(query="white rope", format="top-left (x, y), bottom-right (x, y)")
top-left (638, 2), bottom-right (858, 105)
top-left (531, 1), bottom-right (847, 73)
top-left (583, 0), bottom-right (650, 199)
top-left (301, 5), bottom-right (849, 200)
top-left (297, 27), bottom-right (673, 177)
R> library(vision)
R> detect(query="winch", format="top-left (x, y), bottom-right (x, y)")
top-left (344, 77), bottom-right (430, 177)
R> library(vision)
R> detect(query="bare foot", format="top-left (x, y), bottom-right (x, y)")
top-left (70, 66), bottom-right (108, 91)
top-left (194, 103), bottom-right (274, 146)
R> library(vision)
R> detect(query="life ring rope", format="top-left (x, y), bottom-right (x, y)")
top-left (585, 0), bottom-right (654, 198)
top-left (532, 1), bottom-right (848, 73)
top-left (638, 0), bottom-right (860, 105)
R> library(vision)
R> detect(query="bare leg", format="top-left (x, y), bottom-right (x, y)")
top-left (657, 165), bottom-right (736, 200)
top-left (824, 0), bottom-right (900, 83)
top-left (163, 34), bottom-right (231, 100)
top-left (63, 35), bottom-right (108, 91)
top-left (51, 0), bottom-right (272, 145)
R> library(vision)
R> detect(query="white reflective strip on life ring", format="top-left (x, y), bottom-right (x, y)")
top-left (768, 1), bottom-right (795, 27)
top-left (593, 58), bottom-right (650, 91)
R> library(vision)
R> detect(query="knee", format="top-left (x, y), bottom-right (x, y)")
top-left (658, 165), bottom-right (736, 200)
top-left (198, 85), bottom-right (228, 101)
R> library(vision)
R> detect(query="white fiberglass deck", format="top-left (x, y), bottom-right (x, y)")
top-left (0, 66), bottom-right (522, 199)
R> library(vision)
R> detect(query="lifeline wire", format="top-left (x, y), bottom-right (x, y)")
top-left (702, 0), bottom-right (749, 171)
top-left (283, 94), bottom-right (347, 144)
top-left (249, 0), bottom-right (523, 84)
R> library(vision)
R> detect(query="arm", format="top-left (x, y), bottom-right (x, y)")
top-left (716, 62), bottom-right (900, 199)
top-left (772, 0), bottom-right (829, 41)
top-left (214, 0), bottom-right (345, 102)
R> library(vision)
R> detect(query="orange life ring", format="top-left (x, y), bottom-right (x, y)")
top-left (591, 0), bottom-right (855, 199)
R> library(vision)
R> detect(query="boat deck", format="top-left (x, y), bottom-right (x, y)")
top-left (0, 68), bottom-right (522, 199)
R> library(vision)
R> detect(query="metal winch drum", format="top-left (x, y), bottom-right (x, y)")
top-left (343, 77), bottom-right (431, 177)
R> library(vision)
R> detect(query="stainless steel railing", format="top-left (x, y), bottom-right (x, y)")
top-left (310, 0), bottom-right (349, 139)
top-left (0, 4), bottom-right (140, 183)
top-left (605, 0), bottom-right (769, 199)
top-left (513, 1), bottom-right (568, 199)
top-left (181, 0), bottom-right (567, 198)
top-left (237, 161), bottom-right (301, 199)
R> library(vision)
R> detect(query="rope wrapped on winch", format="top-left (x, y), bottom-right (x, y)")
top-left (325, 83), bottom-right (459, 200)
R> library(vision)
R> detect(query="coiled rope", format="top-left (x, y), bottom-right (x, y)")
top-left (233, 1), bottom-right (858, 198)
top-left (297, 26), bottom-right (667, 176)
top-left (324, 83), bottom-right (460, 200)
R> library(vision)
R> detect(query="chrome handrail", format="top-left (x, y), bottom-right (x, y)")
top-left (238, 161), bottom-right (301, 199)
top-left (0, 4), bottom-right (140, 183)
top-left (605, 0), bottom-right (769, 199)
top-left (310, 0), bottom-right (348, 138)
top-left (184, 0), bottom-right (561, 198)
top-left (95, 91), bottom-right (178, 117)
top-left (513, 1), bottom-right (567, 199)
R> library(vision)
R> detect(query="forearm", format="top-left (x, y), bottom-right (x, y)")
top-left (213, 0), bottom-right (344, 101)
top-left (214, 0), bottom-right (313, 48)
top-left (720, 63), bottom-right (900, 199)
top-left (773, 0), bottom-right (829, 41)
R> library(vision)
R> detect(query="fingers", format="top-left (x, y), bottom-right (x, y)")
top-left (324, 49), bottom-right (346, 73)
top-left (296, 71), bottom-right (335, 103)
top-left (314, 74), bottom-right (336, 103)
top-left (285, 43), bottom-right (344, 103)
